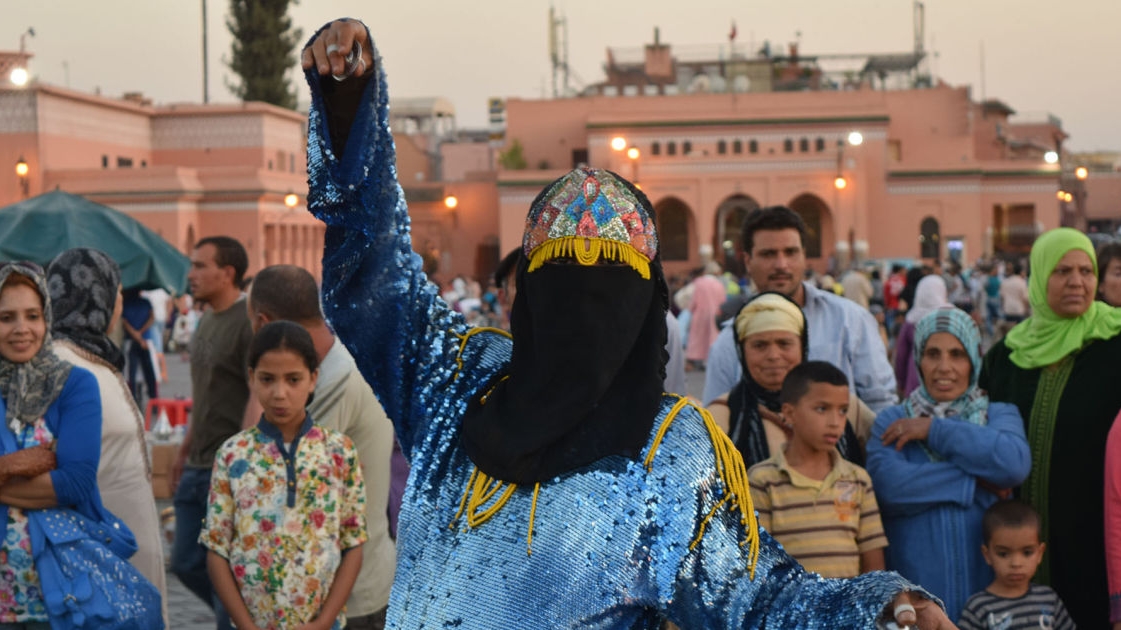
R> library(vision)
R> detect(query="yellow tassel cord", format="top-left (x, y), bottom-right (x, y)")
top-left (527, 482), bottom-right (541, 556)
top-left (526, 236), bottom-right (651, 279)
top-left (644, 395), bottom-right (761, 580)
top-left (453, 327), bottom-right (512, 379)
top-left (448, 327), bottom-right (538, 553)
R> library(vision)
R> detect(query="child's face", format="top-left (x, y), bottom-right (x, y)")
top-left (981, 525), bottom-right (1045, 590)
top-left (250, 348), bottom-right (318, 429)
top-left (781, 382), bottom-right (849, 454)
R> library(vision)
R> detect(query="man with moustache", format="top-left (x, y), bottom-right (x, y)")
top-left (702, 207), bottom-right (897, 411)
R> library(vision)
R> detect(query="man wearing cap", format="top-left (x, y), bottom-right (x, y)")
top-left (299, 18), bottom-right (951, 629)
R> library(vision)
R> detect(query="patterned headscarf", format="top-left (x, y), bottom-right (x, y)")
top-left (904, 308), bottom-right (987, 460)
top-left (0, 262), bottom-right (72, 427)
top-left (47, 248), bottom-right (125, 371)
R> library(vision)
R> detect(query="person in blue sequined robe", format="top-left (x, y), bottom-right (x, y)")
top-left (299, 19), bottom-right (955, 630)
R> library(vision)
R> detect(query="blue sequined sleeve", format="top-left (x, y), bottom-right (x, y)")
top-left (303, 40), bottom-right (470, 459)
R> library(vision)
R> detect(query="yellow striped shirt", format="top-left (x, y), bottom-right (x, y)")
top-left (748, 449), bottom-right (887, 578)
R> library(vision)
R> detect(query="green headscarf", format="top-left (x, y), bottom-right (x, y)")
top-left (1004, 227), bottom-right (1121, 369)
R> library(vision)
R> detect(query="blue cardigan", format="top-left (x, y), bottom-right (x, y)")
top-left (0, 366), bottom-right (103, 528)
top-left (866, 401), bottom-right (1030, 621)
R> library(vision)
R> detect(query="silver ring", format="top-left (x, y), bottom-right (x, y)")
top-left (326, 44), bottom-right (341, 55)
top-left (893, 603), bottom-right (916, 619)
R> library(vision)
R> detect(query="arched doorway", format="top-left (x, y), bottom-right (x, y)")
top-left (714, 194), bottom-right (760, 276)
top-left (920, 216), bottom-right (940, 260)
top-left (787, 193), bottom-right (830, 260)
top-left (654, 196), bottom-right (694, 262)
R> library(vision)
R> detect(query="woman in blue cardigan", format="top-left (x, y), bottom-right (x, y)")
top-left (0, 261), bottom-right (103, 629)
top-left (868, 307), bottom-right (1031, 621)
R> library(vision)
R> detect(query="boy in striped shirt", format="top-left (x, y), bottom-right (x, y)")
top-left (748, 361), bottom-right (888, 578)
top-left (958, 500), bottom-right (1075, 629)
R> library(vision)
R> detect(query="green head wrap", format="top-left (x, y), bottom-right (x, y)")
top-left (1004, 228), bottom-right (1121, 369)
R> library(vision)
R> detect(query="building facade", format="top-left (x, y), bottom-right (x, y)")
top-left (495, 39), bottom-right (1068, 278)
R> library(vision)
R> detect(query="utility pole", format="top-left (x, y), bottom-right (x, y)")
top-left (202, 0), bottom-right (210, 103)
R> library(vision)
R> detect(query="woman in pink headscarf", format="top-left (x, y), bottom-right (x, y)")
top-left (685, 263), bottom-right (727, 369)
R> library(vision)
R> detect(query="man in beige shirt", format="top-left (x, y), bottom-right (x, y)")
top-left (248, 265), bottom-right (397, 629)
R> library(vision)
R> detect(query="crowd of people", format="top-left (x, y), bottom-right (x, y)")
top-left (5, 15), bottom-right (1121, 630)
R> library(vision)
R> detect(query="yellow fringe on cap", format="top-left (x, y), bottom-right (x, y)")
top-left (644, 395), bottom-right (760, 580)
top-left (526, 236), bottom-right (651, 279)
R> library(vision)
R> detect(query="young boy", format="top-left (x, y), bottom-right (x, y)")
top-left (958, 500), bottom-right (1075, 629)
top-left (748, 361), bottom-right (887, 578)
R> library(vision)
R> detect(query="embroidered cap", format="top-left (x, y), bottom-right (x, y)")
top-left (522, 167), bottom-right (658, 279)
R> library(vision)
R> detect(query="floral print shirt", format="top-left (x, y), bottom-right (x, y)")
top-left (201, 416), bottom-right (367, 629)
top-left (0, 419), bottom-right (53, 623)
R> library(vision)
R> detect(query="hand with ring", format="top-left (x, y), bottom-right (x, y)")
top-left (301, 19), bottom-right (375, 80)
top-left (883, 591), bottom-right (955, 629)
top-left (881, 416), bottom-right (933, 451)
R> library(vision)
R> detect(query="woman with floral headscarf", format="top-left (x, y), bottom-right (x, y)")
top-left (46, 248), bottom-right (168, 625)
top-left (0, 261), bottom-right (103, 628)
top-left (868, 308), bottom-right (1030, 620)
top-left (980, 228), bottom-right (1121, 627)
top-left (893, 275), bottom-right (954, 398)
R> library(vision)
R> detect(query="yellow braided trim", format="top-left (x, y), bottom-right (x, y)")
top-left (526, 236), bottom-right (651, 279)
top-left (644, 395), bottom-right (760, 580)
top-left (453, 327), bottom-right (512, 379)
top-left (527, 482), bottom-right (541, 556)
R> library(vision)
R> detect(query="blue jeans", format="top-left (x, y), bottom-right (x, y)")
top-left (172, 466), bottom-right (232, 630)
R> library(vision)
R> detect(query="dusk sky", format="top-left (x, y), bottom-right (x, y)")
top-left (5, 1), bottom-right (1119, 151)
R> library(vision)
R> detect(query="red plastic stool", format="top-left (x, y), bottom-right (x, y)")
top-left (145, 398), bottom-right (193, 431)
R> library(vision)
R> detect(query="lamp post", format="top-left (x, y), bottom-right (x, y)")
top-left (283, 192), bottom-right (299, 209)
top-left (15, 157), bottom-right (29, 198)
top-left (611, 136), bottom-right (641, 186)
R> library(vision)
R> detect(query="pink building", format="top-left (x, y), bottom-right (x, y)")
top-left (0, 56), bottom-right (499, 284)
top-left (494, 37), bottom-right (1068, 278)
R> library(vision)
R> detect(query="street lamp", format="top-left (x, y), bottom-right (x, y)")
top-left (611, 137), bottom-right (641, 185)
top-left (9, 67), bottom-right (28, 87)
top-left (1075, 166), bottom-right (1088, 181)
top-left (1044, 151), bottom-right (1059, 164)
top-left (443, 194), bottom-right (458, 209)
top-left (834, 175), bottom-right (847, 190)
top-left (847, 131), bottom-right (864, 146)
top-left (15, 157), bottom-right (29, 198)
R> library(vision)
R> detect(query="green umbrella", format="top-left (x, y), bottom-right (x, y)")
top-left (0, 189), bottom-right (190, 293)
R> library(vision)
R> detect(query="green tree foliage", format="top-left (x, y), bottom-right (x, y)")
top-left (225, 0), bottom-right (303, 109)
top-left (498, 139), bottom-right (528, 170)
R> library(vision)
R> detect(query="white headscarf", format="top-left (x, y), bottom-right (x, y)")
top-left (905, 274), bottom-right (953, 324)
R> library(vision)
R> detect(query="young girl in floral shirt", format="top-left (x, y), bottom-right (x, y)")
top-left (201, 321), bottom-right (367, 630)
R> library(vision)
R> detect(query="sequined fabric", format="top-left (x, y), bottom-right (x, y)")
top-left (303, 42), bottom-right (929, 629)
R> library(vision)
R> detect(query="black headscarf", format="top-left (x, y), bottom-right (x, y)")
top-left (0, 262), bottom-right (73, 427)
top-left (461, 170), bottom-right (668, 484)
top-left (727, 292), bottom-right (863, 467)
top-left (46, 248), bottom-right (125, 371)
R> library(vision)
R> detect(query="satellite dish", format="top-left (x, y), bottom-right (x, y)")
top-left (689, 74), bottom-right (711, 93)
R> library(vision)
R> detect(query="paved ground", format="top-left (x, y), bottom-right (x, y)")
top-left (157, 347), bottom-right (708, 628)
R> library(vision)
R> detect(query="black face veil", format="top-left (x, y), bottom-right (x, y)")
top-left (461, 167), bottom-right (669, 484)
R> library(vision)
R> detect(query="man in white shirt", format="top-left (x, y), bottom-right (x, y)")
top-left (702, 206), bottom-right (897, 412)
top-left (997, 261), bottom-right (1030, 340)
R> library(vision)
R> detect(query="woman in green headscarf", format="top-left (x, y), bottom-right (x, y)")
top-left (981, 227), bottom-right (1121, 628)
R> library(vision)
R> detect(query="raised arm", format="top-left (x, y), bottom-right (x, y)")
top-left (301, 21), bottom-right (473, 457)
